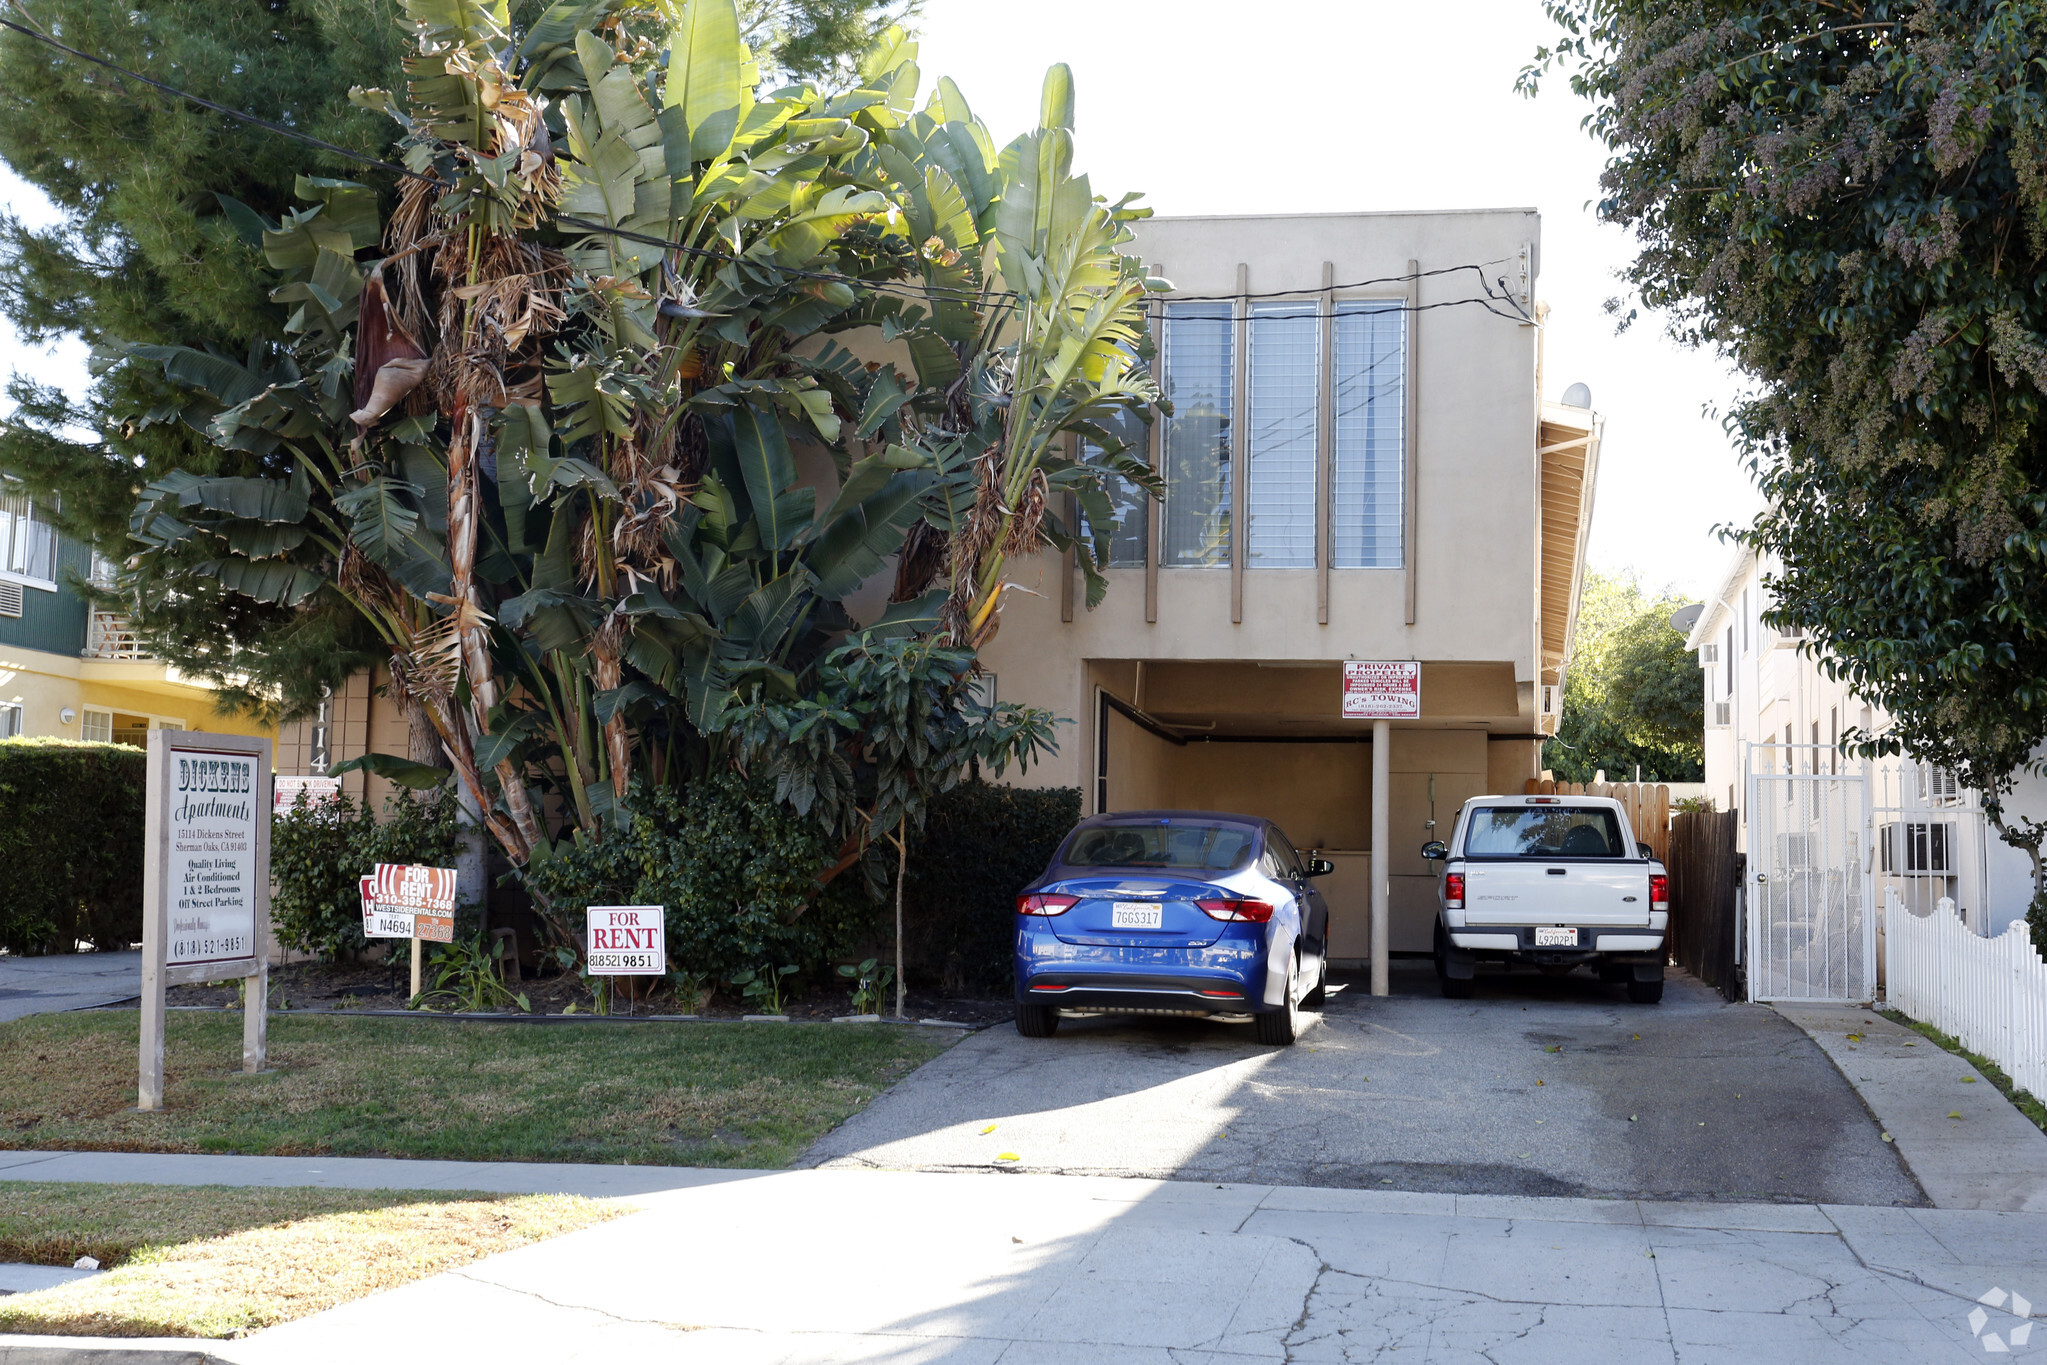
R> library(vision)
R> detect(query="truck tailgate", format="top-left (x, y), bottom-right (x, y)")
top-left (1463, 862), bottom-right (1650, 927)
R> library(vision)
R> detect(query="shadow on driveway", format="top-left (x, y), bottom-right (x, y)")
top-left (801, 959), bottom-right (1925, 1206)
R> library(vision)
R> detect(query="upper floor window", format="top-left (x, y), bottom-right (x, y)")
top-left (1077, 401), bottom-right (1150, 568)
top-left (1161, 302), bottom-right (1234, 567)
top-left (1247, 301), bottom-right (1318, 568)
top-left (0, 492), bottom-right (57, 585)
top-left (1332, 301), bottom-right (1405, 568)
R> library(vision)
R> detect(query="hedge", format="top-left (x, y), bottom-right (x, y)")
top-left (901, 780), bottom-right (1082, 993)
top-left (271, 790), bottom-right (464, 960)
top-left (0, 738), bottom-right (147, 953)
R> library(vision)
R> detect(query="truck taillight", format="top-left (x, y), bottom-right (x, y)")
top-left (1649, 874), bottom-right (1668, 911)
top-left (1017, 893), bottom-right (1078, 916)
top-left (1195, 897), bottom-right (1275, 923)
top-left (1444, 872), bottom-right (1465, 909)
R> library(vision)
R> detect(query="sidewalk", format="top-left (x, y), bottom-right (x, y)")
top-left (0, 953), bottom-right (139, 1024)
top-left (0, 1149), bottom-right (757, 1200)
top-left (4, 1160), bottom-right (2040, 1363)
top-left (1778, 1004), bottom-right (2047, 1211)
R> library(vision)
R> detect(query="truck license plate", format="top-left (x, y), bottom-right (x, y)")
top-left (1112, 901), bottom-right (1163, 929)
top-left (1535, 926), bottom-right (1578, 947)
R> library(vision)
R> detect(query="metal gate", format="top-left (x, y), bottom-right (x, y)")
top-left (1746, 745), bottom-right (1875, 1003)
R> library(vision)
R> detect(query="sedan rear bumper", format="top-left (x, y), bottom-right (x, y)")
top-left (1015, 972), bottom-right (1270, 1015)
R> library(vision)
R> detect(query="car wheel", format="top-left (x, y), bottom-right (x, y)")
top-left (1302, 954), bottom-right (1328, 1007)
top-left (1440, 973), bottom-right (1474, 1000)
top-left (1625, 979), bottom-right (1664, 1005)
top-left (1255, 955), bottom-right (1300, 1046)
top-left (1014, 999), bottom-right (1061, 1037)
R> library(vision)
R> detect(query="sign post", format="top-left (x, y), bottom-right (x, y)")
top-left (139, 731), bottom-right (273, 1110)
top-left (1340, 663), bottom-right (1417, 1001)
top-left (370, 864), bottom-right (457, 1000)
top-left (586, 906), bottom-right (666, 1012)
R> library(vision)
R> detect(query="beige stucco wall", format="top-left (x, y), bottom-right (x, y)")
top-left (0, 645), bottom-right (274, 744)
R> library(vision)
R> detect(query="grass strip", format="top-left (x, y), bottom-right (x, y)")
top-left (1876, 1007), bottom-right (2047, 1134)
top-left (0, 1012), bottom-right (952, 1166)
top-left (0, 1180), bottom-right (622, 1338)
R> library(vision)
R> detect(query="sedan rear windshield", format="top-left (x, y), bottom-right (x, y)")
top-left (1463, 807), bottom-right (1627, 858)
top-left (1062, 821), bottom-right (1257, 871)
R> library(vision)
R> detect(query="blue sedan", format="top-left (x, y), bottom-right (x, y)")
top-left (1013, 811), bottom-right (1333, 1045)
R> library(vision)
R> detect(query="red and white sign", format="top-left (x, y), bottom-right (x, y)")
top-left (1342, 660), bottom-right (1421, 720)
top-left (585, 906), bottom-right (666, 976)
top-left (372, 863), bottom-right (457, 943)
top-left (360, 875), bottom-right (415, 940)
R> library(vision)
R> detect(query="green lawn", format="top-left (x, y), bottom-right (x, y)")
top-left (0, 1012), bottom-right (954, 1166)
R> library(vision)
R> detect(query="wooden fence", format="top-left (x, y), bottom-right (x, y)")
top-left (1666, 808), bottom-right (1741, 1000)
top-left (1886, 894), bottom-right (2047, 1099)
top-left (1522, 779), bottom-right (1672, 862)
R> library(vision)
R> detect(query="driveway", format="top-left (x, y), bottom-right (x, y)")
top-left (0, 950), bottom-right (140, 1022)
top-left (804, 960), bottom-right (1925, 1206)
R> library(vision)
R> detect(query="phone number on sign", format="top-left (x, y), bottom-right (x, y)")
top-left (171, 935), bottom-right (249, 960)
top-left (587, 951), bottom-right (661, 972)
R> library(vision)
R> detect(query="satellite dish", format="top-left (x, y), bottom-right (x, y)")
top-left (1561, 382), bottom-right (1593, 409)
top-left (1668, 602), bottom-right (1704, 634)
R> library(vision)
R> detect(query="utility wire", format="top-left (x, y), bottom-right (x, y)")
top-left (0, 11), bottom-right (1534, 323)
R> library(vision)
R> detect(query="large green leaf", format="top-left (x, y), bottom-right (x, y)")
top-left (329, 751), bottom-right (455, 790)
top-left (335, 478), bottom-right (424, 563)
top-left (179, 475), bottom-right (309, 524)
top-left (728, 401), bottom-right (800, 550)
top-left (665, 0), bottom-right (745, 162)
top-left (865, 589), bottom-right (948, 638)
top-left (807, 469), bottom-right (930, 601)
top-left (199, 558), bottom-right (326, 605)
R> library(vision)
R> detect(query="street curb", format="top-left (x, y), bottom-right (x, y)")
top-left (0, 1337), bottom-right (218, 1364)
top-left (83, 1003), bottom-right (984, 1028)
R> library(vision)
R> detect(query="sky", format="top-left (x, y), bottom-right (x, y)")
top-left (0, 0), bottom-right (1761, 600)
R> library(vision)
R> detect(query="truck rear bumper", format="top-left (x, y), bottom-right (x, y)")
top-left (1451, 930), bottom-right (1663, 952)
top-left (1437, 923), bottom-right (1664, 982)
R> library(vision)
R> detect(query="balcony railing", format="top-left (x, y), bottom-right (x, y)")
top-left (84, 611), bottom-right (146, 660)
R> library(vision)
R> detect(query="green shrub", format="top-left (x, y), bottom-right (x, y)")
top-left (522, 766), bottom-right (879, 987)
top-left (0, 739), bottom-right (147, 953)
top-left (270, 791), bottom-right (463, 960)
top-left (901, 780), bottom-right (1081, 993)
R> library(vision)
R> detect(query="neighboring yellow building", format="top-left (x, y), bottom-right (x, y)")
top-left (0, 492), bottom-right (274, 747)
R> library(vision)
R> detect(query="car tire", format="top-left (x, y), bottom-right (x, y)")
top-left (1014, 999), bottom-right (1061, 1037)
top-left (1302, 954), bottom-right (1328, 1007)
top-left (1255, 956), bottom-right (1300, 1046)
top-left (1625, 979), bottom-right (1664, 1005)
top-left (1440, 974), bottom-right (1475, 1000)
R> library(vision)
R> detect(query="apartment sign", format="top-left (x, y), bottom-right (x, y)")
top-left (372, 863), bottom-right (457, 943)
top-left (585, 906), bottom-right (666, 976)
top-left (1342, 661), bottom-right (1421, 720)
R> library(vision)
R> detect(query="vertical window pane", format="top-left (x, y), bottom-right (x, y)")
top-left (1077, 402), bottom-right (1149, 567)
top-left (1332, 302), bottom-right (1405, 568)
top-left (1247, 302), bottom-right (1318, 568)
top-left (1162, 303), bottom-right (1233, 567)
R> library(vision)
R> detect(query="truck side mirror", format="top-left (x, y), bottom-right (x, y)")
top-left (1638, 842), bottom-right (1654, 859)
top-left (1421, 841), bottom-right (1448, 861)
top-left (1306, 856), bottom-right (1335, 877)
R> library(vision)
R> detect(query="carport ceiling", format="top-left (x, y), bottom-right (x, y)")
top-left (1120, 661), bottom-right (1527, 738)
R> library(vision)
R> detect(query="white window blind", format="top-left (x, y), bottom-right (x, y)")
top-left (1247, 302), bottom-right (1318, 567)
top-left (0, 493), bottom-right (56, 583)
top-left (1332, 302), bottom-right (1405, 568)
top-left (1161, 303), bottom-right (1234, 567)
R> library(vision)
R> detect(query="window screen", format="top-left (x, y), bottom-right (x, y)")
top-left (1332, 302), bottom-right (1405, 568)
top-left (1247, 302), bottom-right (1318, 568)
top-left (1161, 303), bottom-right (1234, 567)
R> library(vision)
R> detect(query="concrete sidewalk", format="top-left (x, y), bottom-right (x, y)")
top-left (178, 1168), bottom-right (2043, 1364)
top-left (1779, 1004), bottom-right (2047, 1211)
top-left (0, 953), bottom-right (140, 1023)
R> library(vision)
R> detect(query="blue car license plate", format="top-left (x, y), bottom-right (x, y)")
top-left (1111, 901), bottom-right (1163, 929)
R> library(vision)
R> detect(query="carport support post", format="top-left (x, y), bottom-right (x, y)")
top-left (1371, 720), bottom-right (1391, 996)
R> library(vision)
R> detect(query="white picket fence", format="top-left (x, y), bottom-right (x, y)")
top-left (1884, 889), bottom-right (2047, 1099)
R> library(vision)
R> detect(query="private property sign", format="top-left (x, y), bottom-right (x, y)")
top-left (1342, 660), bottom-right (1421, 720)
top-left (372, 863), bottom-right (457, 943)
top-left (586, 906), bottom-right (666, 976)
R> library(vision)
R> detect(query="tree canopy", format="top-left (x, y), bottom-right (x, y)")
top-left (1524, 0), bottom-right (2047, 821)
top-left (1545, 571), bottom-right (1703, 784)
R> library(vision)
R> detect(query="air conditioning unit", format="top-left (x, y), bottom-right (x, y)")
top-left (1880, 821), bottom-right (1956, 875)
top-left (0, 581), bottom-right (21, 618)
top-left (1709, 701), bottom-right (1731, 728)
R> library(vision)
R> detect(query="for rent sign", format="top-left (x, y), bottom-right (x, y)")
top-left (373, 863), bottom-right (457, 943)
top-left (1341, 660), bottom-right (1421, 720)
top-left (586, 906), bottom-right (666, 976)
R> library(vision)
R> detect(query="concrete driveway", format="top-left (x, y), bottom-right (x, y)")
top-left (805, 960), bottom-right (1925, 1206)
top-left (0, 949), bottom-right (140, 1022)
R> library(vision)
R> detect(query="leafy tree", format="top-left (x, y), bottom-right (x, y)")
top-left (1545, 571), bottom-right (1703, 784)
top-left (1523, 1), bottom-right (2047, 894)
top-left (0, 0), bottom-right (920, 719)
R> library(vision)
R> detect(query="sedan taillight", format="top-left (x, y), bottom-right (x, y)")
top-left (1017, 893), bottom-right (1078, 916)
top-left (1649, 874), bottom-right (1669, 911)
top-left (1444, 872), bottom-right (1465, 909)
top-left (1195, 897), bottom-right (1275, 923)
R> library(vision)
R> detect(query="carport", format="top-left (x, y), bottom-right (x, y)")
top-left (1087, 659), bottom-right (1543, 970)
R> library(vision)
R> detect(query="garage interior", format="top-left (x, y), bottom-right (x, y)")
top-left (1090, 660), bottom-right (1544, 963)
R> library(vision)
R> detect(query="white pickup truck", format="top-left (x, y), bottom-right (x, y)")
top-left (1422, 793), bottom-right (1669, 1003)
